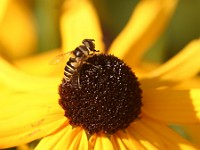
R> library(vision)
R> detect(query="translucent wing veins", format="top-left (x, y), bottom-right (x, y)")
top-left (49, 51), bottom-right (72, 65)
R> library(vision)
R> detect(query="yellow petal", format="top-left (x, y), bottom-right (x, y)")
top-left (0, 56), bottom-right (60, 90)
top-left (183, 124), bottom-right (200, 147)
top-left (109, 0), bottom-right (178, 67)
top-left (14, 49), bottom-right (64, 77)
top-left (139, 77), bottom-right (176, 90)
top-left (16, 144), bottom-right (31, 150)
top-left (0, 91), bottom-right (64, 127)
top-left (74, 130), bottom-right (89, 150)
top-left (174, 77), bottom-right (200, 90)
top-left (0, 0), bottom-right (9, 22)
top-left (126, 124), bottom-right (160, 150)
top-left (0, 90), bottom-right (63, 119)
top-left (125, 130), bottom-right (146, 150)
top-left (35, 125), bottom-right (71, 150)
top-left (60, 0), bottom-right (104, 53)
top-left (142, 118), bottom-right (200, 150)
top-left (1, 118), bottom-right (66, 149)
top-left (111, 130), bottom-right (144, 150)
top-left (140, 74), bottom-right (200, 90)
top-left (110, 132), bottom-right (128, 150)
top-left (36, 127), bottom-right (88, 150)
top-left (142, 89), bottom-right (200, 123)
top-left (129, 121), bottom-right (167, 149)
top-left (146, 39), bottom-right (200, 81)
top-left (53, 127), bottom-right (87, 150)
top-left (0, 0), bottom-right (37, 59)
top-left (94, 134), bottom-right (114, 150)
top-left (89, 134), bottom-right (97, 150)
top-left (0, 91), bottom-right (66, 148)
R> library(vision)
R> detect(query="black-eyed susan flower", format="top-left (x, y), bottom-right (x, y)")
top-left (0, 0), bottom-right (200, 149)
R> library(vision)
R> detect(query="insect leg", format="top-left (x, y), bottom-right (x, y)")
top-left (77, 72), bottom-right (81, 89)
top-left (84, 61), bottom-right (99, 69)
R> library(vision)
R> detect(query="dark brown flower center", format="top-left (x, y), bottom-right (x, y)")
top-left (59, 54), bottom-right (142, 135)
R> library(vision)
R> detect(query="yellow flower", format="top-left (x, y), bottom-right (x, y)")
top-left (0, 0), bottom-right (200, 150)
top-left (0, 0), bottom-right (37, 59)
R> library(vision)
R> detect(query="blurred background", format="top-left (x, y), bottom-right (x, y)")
top-left (0, 0), bottom-right (200, 63)
top-left (93, 0), bottom-right (200, 62)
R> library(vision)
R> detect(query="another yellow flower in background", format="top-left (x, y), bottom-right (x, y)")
top-left (0, 0), bottom-right (37, 59)
top-left (0, 0), bottom-right (200, 150)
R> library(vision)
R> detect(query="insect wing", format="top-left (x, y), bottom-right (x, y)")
top-left (49, 51), bottom-right (72, 65)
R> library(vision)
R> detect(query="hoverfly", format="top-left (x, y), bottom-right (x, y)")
top-left (50, 39), bottom-right (99, 88)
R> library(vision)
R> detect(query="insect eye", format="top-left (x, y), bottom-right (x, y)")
top-left (82, 39), bottom-right (95, 50)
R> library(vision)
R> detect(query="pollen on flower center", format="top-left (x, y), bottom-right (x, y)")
top-left (59, 54), bottom-right (142, 134)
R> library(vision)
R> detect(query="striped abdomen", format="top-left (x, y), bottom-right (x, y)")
top-left (64, 46), bottom-right (89, 81)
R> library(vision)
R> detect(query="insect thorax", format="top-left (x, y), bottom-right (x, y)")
top-left (73, 46), bottom-right (89, 58)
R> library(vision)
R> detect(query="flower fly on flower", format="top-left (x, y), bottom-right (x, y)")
top-left (50, 39), bottom-right (100, 88)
